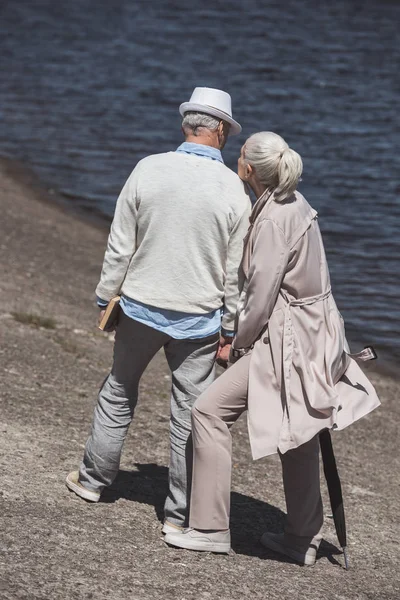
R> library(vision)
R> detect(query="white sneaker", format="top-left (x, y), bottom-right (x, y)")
top-left (260, 532), bottom-right (318, 566)
top-left (165, 528), bottom-right (231, 553)
top-left (66, 471), bottom-right (101, 503)
top-left (162, 521), bottom-right (184, 535)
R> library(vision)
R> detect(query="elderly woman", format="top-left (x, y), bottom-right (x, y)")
top-left (165, 132), bottom-right (380, 564)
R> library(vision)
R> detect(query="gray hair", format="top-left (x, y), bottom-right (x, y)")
top-left (182, 111), bottom-right (221, 136)
top-left (244, 132), bottom-right (303, 202)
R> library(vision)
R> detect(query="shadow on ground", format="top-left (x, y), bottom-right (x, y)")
top-left (101, 464), bottom-right (343, 565)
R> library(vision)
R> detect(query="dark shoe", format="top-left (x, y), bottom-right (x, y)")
top-left (260, 532), bottom-right (319, 566)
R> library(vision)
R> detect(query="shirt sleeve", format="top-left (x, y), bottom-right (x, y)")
top-left (96, 295), bottom-right (109, 308)
top-left (95, 164), bottom-right (140, 301)
top-left (221, 201), bottom-right (252, 333)
top-left (233, 218), bottom-right (289, 350)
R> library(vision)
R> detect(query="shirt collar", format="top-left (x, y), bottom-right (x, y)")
top-left (176, 142), bottom-right (224, 164)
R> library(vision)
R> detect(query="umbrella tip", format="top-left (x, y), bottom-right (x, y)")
top-left (343, 547), bottom-right (349, 570)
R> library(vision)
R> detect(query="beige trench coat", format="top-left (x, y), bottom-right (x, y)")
top-left (233, 190), bottom-right (380, 460)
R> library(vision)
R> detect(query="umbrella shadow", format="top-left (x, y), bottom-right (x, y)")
top-left (318, 539), bottom-right (344, 567)
top-left (101, 463), bottom-right (342, 563)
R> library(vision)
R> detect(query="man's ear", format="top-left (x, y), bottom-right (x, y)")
top-left (217, 121), bottom-right (229, 149)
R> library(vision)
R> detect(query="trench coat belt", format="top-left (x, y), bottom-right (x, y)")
top-left (281, 287), bottom-right (332, 426)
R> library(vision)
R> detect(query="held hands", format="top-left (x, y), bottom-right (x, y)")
top-left (216, 335), bottom-right (233, 369)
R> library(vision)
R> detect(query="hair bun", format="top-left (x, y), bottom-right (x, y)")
top-left (244, 132), bottom-right (303, 202)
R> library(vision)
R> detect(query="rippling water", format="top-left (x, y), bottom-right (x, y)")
top-left (1, 0), bottom-right (399, 362)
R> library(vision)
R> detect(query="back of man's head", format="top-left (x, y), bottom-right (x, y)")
top-left (182, 112), bottom-right (221, 137)
top-left (181, 111), bottom-right (230, 150)
top-left (179, 87), bottom-right (241, 149)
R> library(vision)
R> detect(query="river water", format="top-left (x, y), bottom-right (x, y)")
top-left (1, 0), bottom-right (399, 363)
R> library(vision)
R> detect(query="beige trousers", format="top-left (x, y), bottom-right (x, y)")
top-left (189, 353), bottom-right (324, 547)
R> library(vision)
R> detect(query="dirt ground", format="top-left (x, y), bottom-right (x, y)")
top-left (0, 159), bottom-right (399, 600)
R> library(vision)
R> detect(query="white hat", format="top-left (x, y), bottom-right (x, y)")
top-left (179, 87), bottom-right (242, 135)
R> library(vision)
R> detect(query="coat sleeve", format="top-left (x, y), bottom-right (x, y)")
top-left (95, 164), bottom-right (141, 302)
top-left (221, 201), bottom-right (252, 333)
top-left (233, 218), bottom-right (289, 350)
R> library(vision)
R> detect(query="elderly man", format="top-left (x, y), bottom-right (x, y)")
top-left (66, 87), bottom-right (251, 533)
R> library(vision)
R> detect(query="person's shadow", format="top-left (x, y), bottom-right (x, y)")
top-left (101, 463), bottom-right (342, 565)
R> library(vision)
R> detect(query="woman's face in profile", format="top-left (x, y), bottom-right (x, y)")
top-left (237, 145), bottom-right (247, 181)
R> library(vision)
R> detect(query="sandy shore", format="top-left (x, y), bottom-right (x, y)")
top-left (0, 158), bottom-right (399, 600)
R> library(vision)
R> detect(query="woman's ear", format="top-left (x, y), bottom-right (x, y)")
top-left (244, 164), bottom-right (253, 180)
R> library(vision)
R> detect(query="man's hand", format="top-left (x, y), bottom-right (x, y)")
top-left (216, 334), bottom-right (233, 368)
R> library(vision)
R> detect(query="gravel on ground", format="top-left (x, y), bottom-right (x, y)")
top-left (0, 159), bottom-right (399, 600)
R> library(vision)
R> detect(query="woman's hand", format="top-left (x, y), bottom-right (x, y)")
top-left (229, 345), bottom-right (249, 364)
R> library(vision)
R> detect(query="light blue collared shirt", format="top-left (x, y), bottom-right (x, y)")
top-left (175, 142), bottom-right (224, 163)
top-left (97, 142), bottom-right (232, 339)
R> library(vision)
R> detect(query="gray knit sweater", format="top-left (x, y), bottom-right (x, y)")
top-left (96, 151), bottom-right (251, 332)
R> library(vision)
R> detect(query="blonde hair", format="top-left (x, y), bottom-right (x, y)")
top-left (244, 132), bottom-right (303, 202)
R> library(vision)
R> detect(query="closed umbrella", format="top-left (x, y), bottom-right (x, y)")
top-left (320, 344), bottom-right (377, 569)
top-left (319, 428), bottom-right (349, 569)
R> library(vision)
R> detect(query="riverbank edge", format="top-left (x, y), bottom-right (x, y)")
top-left (0, 155), bottom-right (112, 231)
